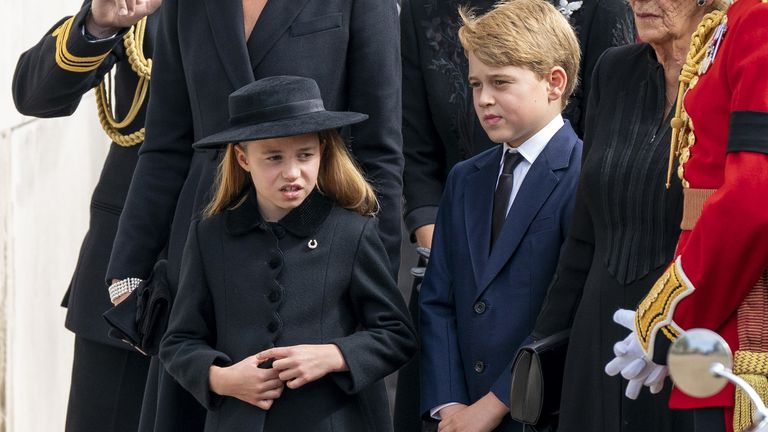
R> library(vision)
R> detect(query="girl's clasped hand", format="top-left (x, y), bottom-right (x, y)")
top-left (209, 344), bottom-right (349, 410)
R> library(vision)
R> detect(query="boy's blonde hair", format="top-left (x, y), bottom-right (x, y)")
top-left (458, 0), bottom-right (581, 108)
top-left (204, 130), bottom-right (379, 218)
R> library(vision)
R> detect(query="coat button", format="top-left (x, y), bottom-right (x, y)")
top-left (268, 257), bottom-right (281, 269)
top-left (473, 301), bottom-right (486, 314)
top-left (268, 290), bottom-right (281, 303)
top-left (473, 361), bottom-right (485, 374)
top-left (267, 321), bottom-right (280, 333)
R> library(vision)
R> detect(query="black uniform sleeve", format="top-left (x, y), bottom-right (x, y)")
top-left (400, 0), bottom-right (447, 235)
top-left (331, 219), bottom-right (418, 394)
top-left (12, 0), bottom-right (125, 118)
top-left (106, 0), bottom-right (195, 281)
top-left (346, 0), bottom-right (404, 274)
top-left (160, 220), bottom-right (231, 410)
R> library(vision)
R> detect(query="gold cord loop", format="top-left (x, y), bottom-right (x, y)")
top-left (666, 10), bottom-right (726, 188)
top-left (95, 16), bottom-right (152, 147)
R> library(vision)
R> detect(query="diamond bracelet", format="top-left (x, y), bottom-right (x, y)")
top-left (108, 278), bottom-right (143, 303)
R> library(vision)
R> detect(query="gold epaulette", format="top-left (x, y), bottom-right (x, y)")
top-left (636, 257), bottom-right (695, 359)
top-left (52, 16), bottom-right (110, 73)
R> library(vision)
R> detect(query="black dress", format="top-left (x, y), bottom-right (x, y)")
top-left (532, 44), bottom-right (693, 432)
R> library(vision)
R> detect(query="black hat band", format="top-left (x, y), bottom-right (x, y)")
top-left (230, 99), bottom-right (325, 127)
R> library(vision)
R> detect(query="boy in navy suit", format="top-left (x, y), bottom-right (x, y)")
top-left (419, 1), bottom-right (583, 430)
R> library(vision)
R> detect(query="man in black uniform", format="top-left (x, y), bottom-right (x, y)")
top-left (12, 0), bottom-right (160, 430)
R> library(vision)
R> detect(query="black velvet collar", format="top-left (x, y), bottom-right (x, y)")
top-left (225, 185), bottom-right (333, 237)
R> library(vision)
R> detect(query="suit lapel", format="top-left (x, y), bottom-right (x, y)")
top-left (464, 147), bottom-right (502, 286)
top-left (246, 0), bottom-right (313, 69)
top-left (203, 0), bottom-right (254, 90)
top-left (477, 126), bottom-right (576, 293)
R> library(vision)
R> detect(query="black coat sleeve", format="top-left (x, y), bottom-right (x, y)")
top-left (530, 52), bottom-right (609, 339)
top-left (564, 0), bottom-right (634, 138)
top-left (347, 0), bottom-right (404, 275)
top-left (400, 0), bottom-right (446, 235)
top-left (12, 1), bottom-right (124, 118)
top-left (106, 0), bottom-right (194, 281)
top-left (160, 220), bottom-right (231, 410)
top-left (331, 219), bottom-right (418, 394)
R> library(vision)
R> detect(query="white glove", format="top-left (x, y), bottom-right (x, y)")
top-left (604, 309), bottom-right (667, 399)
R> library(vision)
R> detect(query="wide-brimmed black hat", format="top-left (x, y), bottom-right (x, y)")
top-left (193, 76), bottom-right (368, 148)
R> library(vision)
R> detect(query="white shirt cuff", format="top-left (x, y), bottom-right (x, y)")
top-left (430, 402), bottom-right (462, 420)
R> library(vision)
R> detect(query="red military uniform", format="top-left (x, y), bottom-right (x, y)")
top-left (634, 0), bottom-right (768, 429)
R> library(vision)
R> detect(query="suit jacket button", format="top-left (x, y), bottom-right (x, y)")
top-left (473, 361), bottom-right (485, 373)
top-left (268, 257), bottom-right (281, 269)
top-left (473, 301), bottom-right (486, 314)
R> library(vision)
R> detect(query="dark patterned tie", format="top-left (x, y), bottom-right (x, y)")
top-left (491, 150), bottom-right (523, 250)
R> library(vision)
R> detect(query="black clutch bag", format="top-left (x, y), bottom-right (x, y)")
top-left (509, 330), bottom-right (570, 431)
top-left (103, 260), bottom-right (172, 356)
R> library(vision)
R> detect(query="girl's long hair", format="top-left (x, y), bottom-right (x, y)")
top-left (204, 130), bottom-right (379, 218)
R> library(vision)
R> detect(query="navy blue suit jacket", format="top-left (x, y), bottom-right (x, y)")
top-left (419, 121), bottom-right (582, 420)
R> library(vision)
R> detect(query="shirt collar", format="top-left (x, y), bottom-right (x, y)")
top-left (501, 114), bottom-right (564, 165)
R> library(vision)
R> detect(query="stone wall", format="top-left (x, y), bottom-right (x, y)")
top-left (1, 1), bottom-right (108, 430)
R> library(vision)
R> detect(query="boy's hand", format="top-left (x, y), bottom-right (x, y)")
top-left (438, 404), bottom-right (467, 420)
top-left (437, 393), bottom-right (507, 432)
top-left (209, 356), bottom-right (284, 410)
top-left (257, 344), bottom-right (348, 389)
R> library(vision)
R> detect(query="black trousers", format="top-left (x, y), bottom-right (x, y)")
top-left (694, 407), bottom-right (726, 432)
top-left (65, 336), bottom-right (150, 432)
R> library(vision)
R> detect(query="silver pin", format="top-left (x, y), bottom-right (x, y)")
top-left (308, 239), bottom-right (318, 249)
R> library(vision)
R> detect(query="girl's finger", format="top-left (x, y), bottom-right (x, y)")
top-left (286, 377), bottom-right (304, 389)
top-left (278, 368), bottom-right (299, 382)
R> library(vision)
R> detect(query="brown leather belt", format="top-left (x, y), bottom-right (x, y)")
top-left (680, 188), bottom-right (717, 230)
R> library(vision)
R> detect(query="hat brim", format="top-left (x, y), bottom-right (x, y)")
top-left (193, 111), bottom-right (369, 149)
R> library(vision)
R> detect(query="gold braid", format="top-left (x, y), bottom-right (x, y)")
top-left (95, 17), bottom-right (152, 147)
top-left (666, 10), bottom-right (726, 188)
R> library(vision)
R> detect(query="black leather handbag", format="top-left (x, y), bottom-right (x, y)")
top-left (509, 330), bottom-right (570, 431)
top-left (103, 260), bottom-right (172, 356)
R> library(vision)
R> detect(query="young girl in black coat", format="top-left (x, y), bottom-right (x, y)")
top-left (159, 76), bottom-right (417, 432)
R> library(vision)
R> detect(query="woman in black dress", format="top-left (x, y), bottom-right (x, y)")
top-left (530, 0), bottom-right (727, 430)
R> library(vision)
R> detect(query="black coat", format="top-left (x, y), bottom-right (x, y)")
top-left (160, 189), bottom-right (417, 432)
top-left (400, 0), bottom-right (635, 234)
top-left (106, 0), bottom-right (404, 290)
top-left (12, 0), bottom-right (159, 349)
